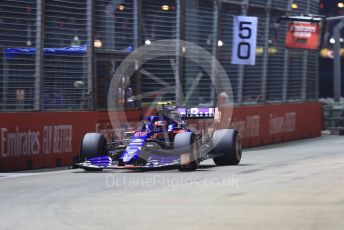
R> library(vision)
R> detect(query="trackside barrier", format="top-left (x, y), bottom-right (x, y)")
top-left (0, 102), bottom-right (322, 171)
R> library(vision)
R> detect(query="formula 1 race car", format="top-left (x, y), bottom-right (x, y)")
top-left (75, 105), bottom-right (242, 171)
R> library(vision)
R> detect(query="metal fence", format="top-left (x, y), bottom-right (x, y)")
top-left (0, 0), bottom-right (320, 112)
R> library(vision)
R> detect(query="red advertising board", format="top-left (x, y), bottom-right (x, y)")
top-left (0, 102), bottom-right (323, 172)
top-left (285, 22), bottom-right (321, 50)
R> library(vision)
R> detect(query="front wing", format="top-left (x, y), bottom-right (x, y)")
top-left (74, 155), bottom-right (180, 171)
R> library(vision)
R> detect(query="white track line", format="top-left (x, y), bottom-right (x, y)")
top-left (0, 168), bottom-right (76, 179)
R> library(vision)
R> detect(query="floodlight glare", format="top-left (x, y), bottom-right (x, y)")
top-left (94, 39), bottom-right (102, 48)
top-left (291, 3), bottom-right (298, 9)
top-left (118, 5), bottom-right (125, 11)
top-left (162, 5), bottom-right (170, 11)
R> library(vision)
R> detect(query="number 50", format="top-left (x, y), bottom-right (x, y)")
top-left (237, 21), bottom-right (252, 60)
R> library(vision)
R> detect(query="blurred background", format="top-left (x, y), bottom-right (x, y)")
top-left (0, 0), bottom-right (324, 112)
top-left (2, 0), bottom-right (340, 171)
top-left (319, 0), bottom-right (344, 98)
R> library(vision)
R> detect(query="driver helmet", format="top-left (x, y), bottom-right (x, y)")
top-left (142, 117), bottom-right (152, 131)
top-left (168, 123), bottom-right (176, 131)
top-left (143, 118), bottom-right (151, 125)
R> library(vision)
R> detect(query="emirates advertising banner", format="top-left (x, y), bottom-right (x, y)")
top-left (231, 16), bottom-right (258, 65)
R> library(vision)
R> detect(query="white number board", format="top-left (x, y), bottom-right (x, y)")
top-left (231, 16), bottom-right (258, 65)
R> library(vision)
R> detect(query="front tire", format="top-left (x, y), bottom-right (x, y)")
top-left (212, 129), bottom-right (241, 166)
top-left (80, 133), bottom-right (108, 160)
top-left (174, 132), bottom-right (200, 171)
top-left (80, 133), bottom-right (109, 171)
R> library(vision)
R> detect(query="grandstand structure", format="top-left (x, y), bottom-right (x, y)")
top-left (0, 0), bottom-right (320, 111)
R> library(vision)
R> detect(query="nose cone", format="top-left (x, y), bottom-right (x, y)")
top-left (122, 147), bottom-right (141, 163)
top-left (120, 133), bottom-right (149, 164)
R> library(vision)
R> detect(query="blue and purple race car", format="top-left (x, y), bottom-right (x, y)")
top-left (75, 106), bottom-right (242, 171)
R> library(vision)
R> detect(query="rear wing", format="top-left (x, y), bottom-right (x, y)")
top-left (177, 107), bottom-right (215, 120)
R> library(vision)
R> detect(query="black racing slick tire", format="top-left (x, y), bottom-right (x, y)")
top-left (212, 129), bottom-right (242, 166)
top-left (174, 132), bottom-right (200, 171)
top-left (80, 133), bottom-right (108, 160)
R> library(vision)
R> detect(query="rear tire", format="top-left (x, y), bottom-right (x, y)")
top-left (174, 132), bottom-right (200, 171)
top-left (80, 133), bottom-right (108, 160)
top-left (212, 129), bottom-right (241, 166)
